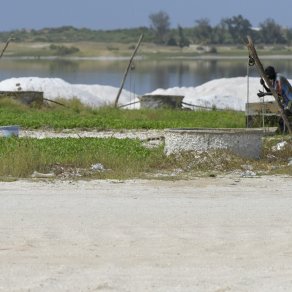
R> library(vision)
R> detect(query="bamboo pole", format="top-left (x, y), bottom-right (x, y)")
top-left (114, 34), bottom-right (144, 108)
top-left (247, 35), bottom-right (292, 134)
top-left (0, 37), bottom-right (13, 59)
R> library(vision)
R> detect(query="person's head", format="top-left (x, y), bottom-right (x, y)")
top-left (264, 66), bottom-right (276, 81)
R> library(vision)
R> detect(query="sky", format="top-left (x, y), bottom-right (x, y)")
top-left (1, 0), bottom-right (292, 31)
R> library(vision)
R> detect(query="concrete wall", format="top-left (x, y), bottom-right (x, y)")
top-left (0, 91), bottom-right (43, 106)
top-left (164, 128), bottom-right (264, 159)
top-left (139, 95), bottom-right (184, 109)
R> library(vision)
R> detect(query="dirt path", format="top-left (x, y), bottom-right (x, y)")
top-left (0, 175), bottom-right (292, 291)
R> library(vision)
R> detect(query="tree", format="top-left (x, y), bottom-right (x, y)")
top-left (149, 11), bottom-right (170, 44)
top-left (178, 25), bottom-right (190, 48)
top-left (193, 18), bottom-right (212, 44)
top-left (284, 27), bottom-right (292, 45)
top-left (259, 18), bottom-right (287, 44)
top-left (220, 15), bottom-right (252, 44)
top-left (212, 24), bottom-right (227, 44)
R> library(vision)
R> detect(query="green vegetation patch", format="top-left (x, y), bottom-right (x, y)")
top-left (0, 98), bottom-right (246, 130)
top-left (0, 134), bottom-right (291, 180)
top-left (1, 99), bottom-right (290, 180)
top-left (0, 137), bottom-right (164, 179)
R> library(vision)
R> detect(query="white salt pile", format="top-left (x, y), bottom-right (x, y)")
top-left (0, 76), bottom-right (280, 111)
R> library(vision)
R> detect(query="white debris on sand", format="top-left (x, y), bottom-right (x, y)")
top-left (0, 76), bottom-right (281, 111)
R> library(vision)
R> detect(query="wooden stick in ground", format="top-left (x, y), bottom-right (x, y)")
top-left (0, 37), bottom-right (13, 59)
top-left (114, 34), bottom-right (144, 108)
top-left (246, 35), bottom-right (292, 134)
top-left (43, 98), bottom-right (66, 107)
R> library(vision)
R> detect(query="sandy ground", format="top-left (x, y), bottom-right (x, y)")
top-left (1, 175), bottom-right (292, 292)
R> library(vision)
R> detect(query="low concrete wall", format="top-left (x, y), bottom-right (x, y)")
top-left (139, 95), bottom-right (184, 109)
top-left (0, 91), bottom-right (43, 105)
top-left (164, 128), bottom-right (265, 159)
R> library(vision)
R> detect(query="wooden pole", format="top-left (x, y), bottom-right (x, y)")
top-left (114, 34), bottom-right (144, 108)
top-left (0, 37), bottom-right (13, 59)
top-left (247, 35), bottom-right (292, 134)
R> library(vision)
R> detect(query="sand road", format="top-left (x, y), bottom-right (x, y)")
top-left (0, 175), bottom-right (292, 291)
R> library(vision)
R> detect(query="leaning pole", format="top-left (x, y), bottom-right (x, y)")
top-left (114, 34), bottom-right (144, 108)
top-left (247, 35), bottom-right (292, 134)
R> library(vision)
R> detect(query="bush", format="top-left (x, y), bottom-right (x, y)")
top-left (49, 44), bottom-right (80, 55)
top-left (209, 46), bottom-right (217, 54)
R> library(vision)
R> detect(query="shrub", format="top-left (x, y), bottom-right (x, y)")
top-left (49, 44), bottom-right (80, 55)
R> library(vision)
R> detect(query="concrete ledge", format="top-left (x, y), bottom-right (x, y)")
top-left (164, 128), bottom-right (265, 159)
top-left (139, 94), bottom-right (184, 109)
top-left (0, 91), bottom-right (43, 105)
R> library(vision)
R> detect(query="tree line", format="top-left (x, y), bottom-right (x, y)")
top-left (149, 12), bottom-right (292, 46)
top-left (0, 12), bottom-right (291, 46)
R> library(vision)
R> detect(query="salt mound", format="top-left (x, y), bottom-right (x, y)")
top-left (149, 77), bottom-right (275, 111)
top-left (0, 77), bottom-right (139, 108)
top-left (0, 76), bottom-right (281, 111)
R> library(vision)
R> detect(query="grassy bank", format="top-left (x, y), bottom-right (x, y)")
top-left (0, 99), bottom-right (291, 180)
top-left (4, 41), bottom-right (292, 59)
top-left (0, 98), bottom-right (246, 130)
top-left (0, 135), bottom-right (291, 180)
top-left (0, 137), bottom-right (164, 179)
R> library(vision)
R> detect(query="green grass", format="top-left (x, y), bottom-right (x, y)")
top-left (0, 99), bottom-right (246, 179)
top-left (0, 98), bottom-right (246, 130)
top-left (0, 135), bottom-right (291, 180)
top-left (0, 137), bottom-right (165, 179)
top-left (6, 41), bottom-right (292, 59)
top-left (0, 99), bottom-right (291, 180)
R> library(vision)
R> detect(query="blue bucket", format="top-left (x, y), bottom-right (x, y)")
top-left (0, 125), bottom-right (20, 137)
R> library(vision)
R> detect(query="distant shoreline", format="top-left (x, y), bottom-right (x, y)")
top-left (3, 55), bottom-right (292, 61)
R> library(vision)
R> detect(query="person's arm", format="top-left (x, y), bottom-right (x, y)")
top-left (260, 78), bottom-right (271, 92)
top-left (257, 78), bottom-right (273, 97)
top-left (257, 90), bottom-right (272, 97)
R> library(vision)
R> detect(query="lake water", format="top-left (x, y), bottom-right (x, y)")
top-left (1, 57), bottom-right (292, 95)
